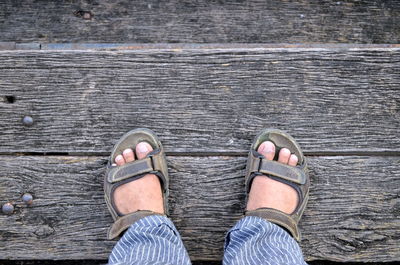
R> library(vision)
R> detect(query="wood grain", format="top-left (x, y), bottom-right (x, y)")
top-left (0, 155), bottom-right (398, 261)
top-left (0, 48), bottom-right (399, 153)
top-left (0, 0), bottom-right (399, 43)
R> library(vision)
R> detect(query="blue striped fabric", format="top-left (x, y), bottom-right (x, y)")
top-left (108, 215), bottom-right (307, 265)
top-left (108, 215), bottom-right (191, 265)
top-left (224, 216), bottom-right (308, 265)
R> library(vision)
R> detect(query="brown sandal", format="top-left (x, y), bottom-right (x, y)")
top-left (244, 128), bottom-right (310, 241)
top-left (104, 128), bottom-right (169, 239)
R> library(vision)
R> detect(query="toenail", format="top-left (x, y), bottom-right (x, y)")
top-left (137, 143), bottom-right (149, 153)
top-left (289, 155), bottom-right (299, 165)
top-left (282, 148), bottom-right (291, 155)
top-left (115, 155), bottom-right (123, 162)
top-left (264, 142), bottom-right (274, 153)
top-left (123, 149), bottom-right (132, 155)
top-left (265, 146), bottom-right (274, 153)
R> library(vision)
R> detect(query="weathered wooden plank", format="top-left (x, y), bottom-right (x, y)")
top-left (0, 0), bottom-right (399, 43)
top-left (0, 48), bottom-right (399, 153)
top-left (0, 155), bottom-right (398, 261)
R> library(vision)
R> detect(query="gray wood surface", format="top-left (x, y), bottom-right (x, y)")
top-left (1, 48), bottom-right (399, 154)
top-left (0, 155), bottom-right (399, 261)
top-left (1, 0), bottom-right (399, 263)
top-left (0, 0), bottom-right (399, 43)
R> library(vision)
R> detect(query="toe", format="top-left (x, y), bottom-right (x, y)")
top-left (257, 141), bottom-right (276, 160)
top-left (278, 148), bottom-right (291, 164)
top-left (123, 148), bottom-right (135, 163)
top-left (115, 154), bottom-right (126, 166)
top-left (135, 142), bottom-right (154, 160)
top-left (288, 154), bottom-right (298, 166)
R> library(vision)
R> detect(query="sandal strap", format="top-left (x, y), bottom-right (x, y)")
top-left (108, 158), bottom-right (152, 183)
top-left (107, 150), bottom-right (166, 183)
top-left (259, 159), bottom-right (306, 184)
top-left (245, 208), bottom-right (300, 241)
top-left (107, 210), bottom-right (164, 239)
top-left (247, 150), bottom-right (306, 186)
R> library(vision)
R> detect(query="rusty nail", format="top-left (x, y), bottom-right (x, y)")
top-left (2, 203), bottom-right (14, 215)
top-left (22, 116), bottom-right (34, 126)
top-left (22, 193), bottom-right (33, 205)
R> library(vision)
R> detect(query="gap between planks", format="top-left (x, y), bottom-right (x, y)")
top-left (1, 150), bottom-right (400, 157)
top-left (1, 42), bottom-right (400, 51)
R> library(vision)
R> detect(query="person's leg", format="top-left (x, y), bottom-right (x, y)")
top-left (109, 215), bottom-right (191, 265)
top-left (224, 216), bottom-right (307, 265)
top-left (223, 139), bottom-right (307, 265)
top-left (107, 140), bottom-right (191, 265)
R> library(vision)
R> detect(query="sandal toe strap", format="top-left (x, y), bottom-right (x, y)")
top-left (258, 159), bottom-right (306, 185)
top-left (247, 150), bottom-right (306, 185)
top-left (107, 150), bottom-right (166, 183)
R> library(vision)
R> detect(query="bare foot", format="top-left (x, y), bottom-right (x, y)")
top-left (246, 141), bottom-right (299, 214)
top-left (112, 142), bottom-right (164, 215)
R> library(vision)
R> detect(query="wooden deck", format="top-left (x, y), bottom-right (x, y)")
top-left (0, 1), bottom-right (399, 264)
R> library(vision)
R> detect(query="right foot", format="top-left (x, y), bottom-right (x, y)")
top-left (246, 141), bottom-right (299, 214)
top-left (112, 142), bottom-right (164, 215)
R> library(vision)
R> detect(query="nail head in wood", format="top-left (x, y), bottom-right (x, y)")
top-left (22, 116), bottom-right (34, 126)
top-left (22, 193), bottom-right (33, 205)
top-left (2, 203), bottom-right (14, 215)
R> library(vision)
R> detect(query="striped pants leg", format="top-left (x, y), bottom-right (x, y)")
top-left (223, 216), bottom-right (308, 265)
top-left (108, 215), bottom-right (191, 265)
top-left (108, 215), bottom-right (307, 265)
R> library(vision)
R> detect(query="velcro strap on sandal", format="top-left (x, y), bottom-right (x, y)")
top-left (259, 160), bottom-right (306, 184)
top-left (107, 151), bottom-right (165, 183)
top-left (245, 208), bottom-right (301, 241)
top-left (248, 150), bottom-right (306, 185)
top-left (107, 210), bottom-right (165, 239)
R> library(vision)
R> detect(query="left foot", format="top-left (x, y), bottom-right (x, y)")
top-left (246, 141), bottom-right (299, 214)
top-left (112, 142), bottom-right (164, 215)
